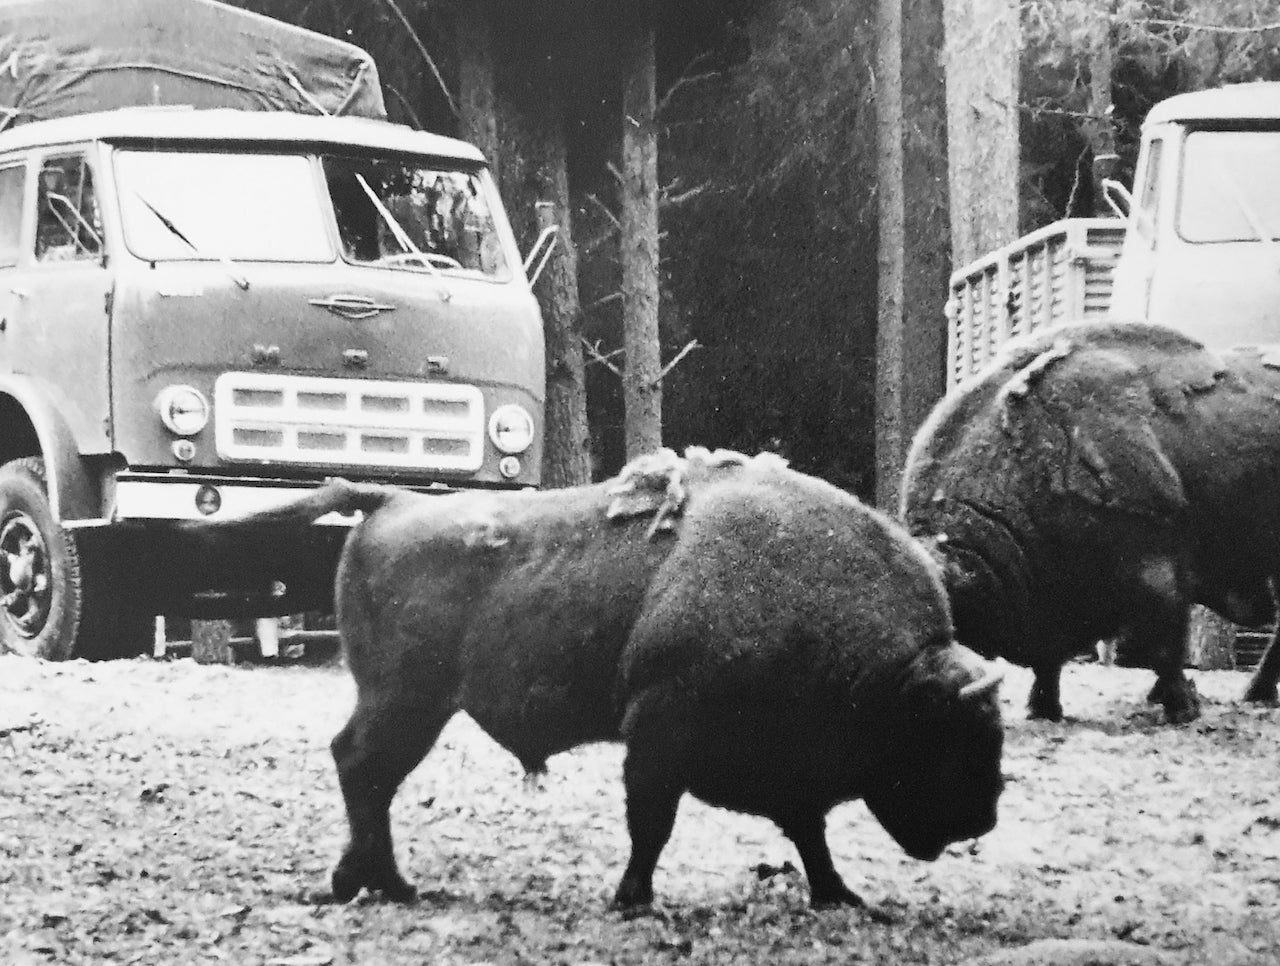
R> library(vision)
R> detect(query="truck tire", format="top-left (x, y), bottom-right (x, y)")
top-left (0, 457), bottom-right (149, 660)
top-left (0, 457), bottom-right (83, 659)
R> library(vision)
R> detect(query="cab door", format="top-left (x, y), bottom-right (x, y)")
top-left (0, 159), bottom-right (28, 374)
top-left (3, 150), bottom-right (113, 452)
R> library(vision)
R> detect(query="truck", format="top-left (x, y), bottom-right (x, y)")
top-left (946, 81), bottom-right (1280, 667)
top-left (946, 81), bottom-right (1280, 385)
top-left (0, 0), bottom-right (546, 660)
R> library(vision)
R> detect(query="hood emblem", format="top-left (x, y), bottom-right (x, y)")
top-left (309, 293), bottom-right (397, 320)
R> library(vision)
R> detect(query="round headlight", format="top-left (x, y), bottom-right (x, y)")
top-left (155, 385), bottom-right (210, 437)
top-left (488, 405), bottom-right (535, 455)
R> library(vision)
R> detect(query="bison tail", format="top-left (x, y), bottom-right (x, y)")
top-left (184, 478), bottom-right (400, 530)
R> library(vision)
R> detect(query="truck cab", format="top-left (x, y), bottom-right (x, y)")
top-left (0, 107), bottom-right (545, 659)
top-left (1110, 83), bottom-right (1280, 349)
top-left (947, 81), bottom-right (1280, 385)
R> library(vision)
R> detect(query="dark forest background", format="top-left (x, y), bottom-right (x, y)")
top-left (234, 0), bottom-right (1280, 498)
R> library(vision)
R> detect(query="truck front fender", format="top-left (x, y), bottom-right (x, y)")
top-left (0, 375), bottom-right (101, 523)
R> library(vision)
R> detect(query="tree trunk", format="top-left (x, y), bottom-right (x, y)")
top-left (1083, 9), bottom-right (1118, 214)
top-left (943, 0), bottom-right (1021, 266)
top-left (619, 1), bottom-right (662, 460)
top-left (874, 0), bottom-right (951, 509)
top-left (534, 174), bottom-right (592, 486)
top-left (491, 14), bottom-right (591, 487)
top-left (455, 1), bottom-right (499, 174)
top-left (1188, 607), bottom-right (1236, 671)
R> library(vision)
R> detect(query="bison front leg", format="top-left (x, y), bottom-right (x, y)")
top-left (779, 812), bottom-right (863, 909)
top-left (1244, 619), bottom-right (1280, 705)
top-left (330, 699), bottom-right (449, 903)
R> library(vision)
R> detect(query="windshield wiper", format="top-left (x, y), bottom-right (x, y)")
top-left (354, 173), bottom-right (442, 276)
top-left (133, 191), bottom-right (250, 291)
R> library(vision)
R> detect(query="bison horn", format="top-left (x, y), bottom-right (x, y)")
top-left (958, 665), bottom-right (1004, 701)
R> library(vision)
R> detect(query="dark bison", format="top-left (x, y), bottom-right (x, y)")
top-left (901, 320), bottom-right (1280, 723)
top-left (217, 448), bottom-right (1004, 908)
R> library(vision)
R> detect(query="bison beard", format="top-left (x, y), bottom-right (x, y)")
top-left (901, 320), bottom-right (1280, 723)
top-left (213, 448), bottom-right (1005, 908)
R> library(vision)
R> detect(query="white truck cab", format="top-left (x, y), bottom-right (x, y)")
top-left (948, 82), bottom-right (1280, 385)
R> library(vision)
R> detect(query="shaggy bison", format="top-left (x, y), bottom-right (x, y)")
top-left (901, 320), bottom-right (1280, 723)
top-left (224, 448), bottom-right (1005, 908)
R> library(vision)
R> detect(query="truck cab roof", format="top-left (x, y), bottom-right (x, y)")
top-left (0, 106), bottom-right (486, 163)
top-left (1145, 82), bottom-right (1280, 126)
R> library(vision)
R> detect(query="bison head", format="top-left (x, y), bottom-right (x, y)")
top-left (862, 643), bottom-right (1004, 860)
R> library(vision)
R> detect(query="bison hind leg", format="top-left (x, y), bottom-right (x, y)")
top-left (330, 699), bottom-right (452, 903)
top-left (613, 688), bottom-right (692, 909)
top-left (1244, 620), bottom-right (1280, 705)
top-left (1027, 665), bottom-right (1064, 721)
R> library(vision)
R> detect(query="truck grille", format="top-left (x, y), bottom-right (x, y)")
top-left (213, 372), bottom-right (484, 471)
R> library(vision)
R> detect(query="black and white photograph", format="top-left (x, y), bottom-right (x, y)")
top-left (1, 1), bottom-right (1279, 963)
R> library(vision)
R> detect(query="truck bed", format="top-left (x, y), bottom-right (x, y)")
top-left (945, 218), bottom-right (1126, 388)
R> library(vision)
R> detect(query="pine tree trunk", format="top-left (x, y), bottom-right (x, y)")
top-left (491, 16), bottom-right (591, 487)
top-left (875, 0), bottom-right (950, 509)
top-left (1083, 11), bottom-right (1117, 214)
top-left (943, 0), bottom-right (1021, 266)
top-left (619, 2), bottom-right (662, 460)
top-left (533, 158), bottom-right (592, 486)
top-left (455, 1), bottom-right (499, 173)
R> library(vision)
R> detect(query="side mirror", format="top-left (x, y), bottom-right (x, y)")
top-left (523, 224), bottom-right (558, 287)
top-left (1100, 178), bottom-right (1132, 220)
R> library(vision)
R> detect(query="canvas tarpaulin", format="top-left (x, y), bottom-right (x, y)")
top-left (0, 0), bottom-right (386, 129)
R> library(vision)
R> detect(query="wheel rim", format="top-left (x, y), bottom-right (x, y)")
top-left (0, 511), bottom-right (51, 638)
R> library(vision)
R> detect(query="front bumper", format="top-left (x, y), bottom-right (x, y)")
top-left (62, 472), bottom-right (455, 528)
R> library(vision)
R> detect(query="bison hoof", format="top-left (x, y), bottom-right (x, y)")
top-left (331, 859), bottom-right (417, 904)
top-left (612, 876), bottom-right (654, 909)
top-left (1026, 699), bottom-right (1063, 722)
top-left (809, 884), bottom-right (865, 909)
top-left (1243, 683), bottom-right (1279, 706)
top-left (1161, 680), bottom-right (1200, 725)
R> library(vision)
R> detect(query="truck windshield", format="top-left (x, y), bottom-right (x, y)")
top-left (322, 155), bottom-right (510, 280)
top-left (114, 150), bottom-right (333, 262)
top-left (1179, 130), bottom-right (1280, 244)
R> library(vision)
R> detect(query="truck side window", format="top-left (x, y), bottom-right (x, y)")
top-left (0, 164), bottom-right (23, 267)
top-left (35, 155), bottom-right (103, 263)
top-left (1135, 138), bottom-right (1162, 240)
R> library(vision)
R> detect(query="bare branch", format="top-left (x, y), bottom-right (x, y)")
top-left (583, 228), bottom-right (620, 256)
top-left (1063, 143), bottom-right (1089, 218)
top-left (606, 161), bottom-right (625, 186)
top-left (654, 340), bottom-right (702, 384)
top-left (585, 291), bottom-right (624, 312)
top-left (658, 67), bottom-right (720, 116)
top-left (1128, 17), bottom-right (1280, 35)
top-left (586, 193), bottom-right (622, 230)
top-left (660, 181), bottom-right (709, 208)
top-left (582, 337), bottom-right (623, 377)
top-left (375, 0), bottom-right (459, 119)
top-left (385, 84), bottom-right (425, 131)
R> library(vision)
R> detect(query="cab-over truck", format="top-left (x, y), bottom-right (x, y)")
top-left (947, 82), bottom-right (1280, 384)
top-left (0, 0), bottom-right (545, 660)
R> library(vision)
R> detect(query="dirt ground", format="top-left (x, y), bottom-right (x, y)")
top-left (0, 654), bottom-right (1277, 966)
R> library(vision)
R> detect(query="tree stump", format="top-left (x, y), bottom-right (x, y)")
top-left (190, 619), bottom-right (235, 665)
top-left (1188, 606), bottom-right (1236, 671)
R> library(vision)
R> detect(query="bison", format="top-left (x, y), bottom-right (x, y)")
top-left (217, 448), bottom-right (1005, 908)
top-left (901, 320), bottom-right (1280, 723)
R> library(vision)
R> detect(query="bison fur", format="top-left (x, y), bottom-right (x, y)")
top-left (219, 448), bottom-right (1005, 908)
top-left (901, 320), bottom-right (1280, 723)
